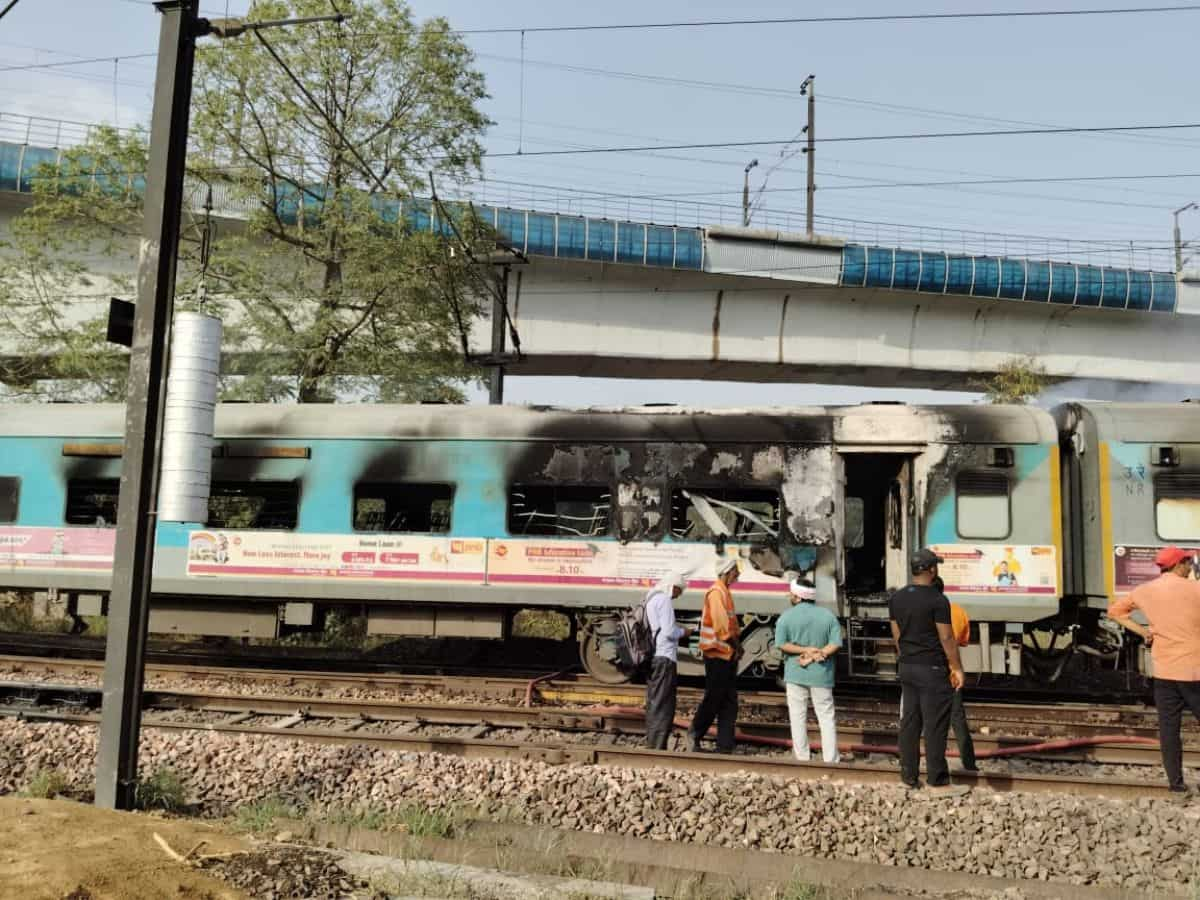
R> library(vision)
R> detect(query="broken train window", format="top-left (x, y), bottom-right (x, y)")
top-left (354, 483), bottom-right (454, 534)
top-left (508, 485), bottom-right (612, 537)
top-left (670, 488), bottom-right (780, 542)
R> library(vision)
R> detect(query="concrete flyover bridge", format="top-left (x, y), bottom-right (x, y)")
top-left (466, 215), bottom-right (1200, 391)
top-left (0, 122), bottom-right (1196, 391)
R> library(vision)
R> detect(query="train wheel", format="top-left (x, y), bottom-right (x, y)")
top-left (578, 626), bottom-right (632, 685)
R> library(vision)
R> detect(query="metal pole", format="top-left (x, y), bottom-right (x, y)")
top-left (488, 266), bottom-right (508, 404)
top-left (805, 75), bottom-right (815, 237)
top-left (742, 159), bottom-right (758, 228)
top-left (1175, 203), bottom-right (1198, 273)
top-left (95, 0), bottom-right (200, 811)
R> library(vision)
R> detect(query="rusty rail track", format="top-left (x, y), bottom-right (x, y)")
top-left (0, 653), bottom-right (1179, 739)
top-left (0, 680), bottom-right (1188, 795)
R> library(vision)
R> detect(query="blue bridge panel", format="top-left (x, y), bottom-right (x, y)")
top-left (1025, 261), bottom-right (1050, 302)
top-left (840, 244), bottom-right (866, 286)
top-left (999, 259), bottom-right (1027, 300)
top-left (971, 257), bottom-right (1000, 298)
top-left (616, 222), bottom-right (645, 264)
top-left (917, 252), bottom-right (946, 293)
top-left (839, 243), bottom-right (1176, 314)
top-left (946, 256), bottom-right (974, 294)
top-left (1152, 273), bottom-right (1177, 312)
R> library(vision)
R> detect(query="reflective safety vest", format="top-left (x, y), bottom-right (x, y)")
top-left (698, 580), bottom-right (739, 660)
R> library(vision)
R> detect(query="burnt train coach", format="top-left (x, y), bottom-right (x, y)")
top-left (0, 402), bottom-right (1065, 683)
top-left (1055, 403), bottom-right (1200, 678)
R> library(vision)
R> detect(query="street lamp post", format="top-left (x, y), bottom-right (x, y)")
top-left (1175, 202), bottom-right (1198, 273)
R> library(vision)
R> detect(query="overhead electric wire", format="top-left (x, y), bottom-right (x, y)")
top-left (0, 51), bottom-right (156, 73)
top-left (478, 52), bottom-right (1200, 152)
top-left (481, 123), bottom-right (1200, 158)
top-left (0, 0), bottom-right (22, 24)
top-left (450, 4), bottom-right (1200, 34)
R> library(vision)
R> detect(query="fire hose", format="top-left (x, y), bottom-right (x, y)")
top-left (587, 705), bottom-right (1161, 759)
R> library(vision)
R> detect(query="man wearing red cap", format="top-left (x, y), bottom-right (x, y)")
top-left (1108, 545), bottom-right (1200, 795)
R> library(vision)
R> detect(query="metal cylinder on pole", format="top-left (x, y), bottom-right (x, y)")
top-left (159, 311), bottom-right (221, 522)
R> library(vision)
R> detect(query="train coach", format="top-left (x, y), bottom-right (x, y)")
top-left (0, 400), bottom-right (1099, 685)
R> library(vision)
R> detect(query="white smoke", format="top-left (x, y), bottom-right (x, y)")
top-left (1038, 379), bottom-right (1200, 405)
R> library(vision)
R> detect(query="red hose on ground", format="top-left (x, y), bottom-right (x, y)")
top-left (587, 704), bottom-right (1161, 758)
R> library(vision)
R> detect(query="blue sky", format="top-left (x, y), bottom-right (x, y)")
top-left (2, 0), bottom-right (1197, 406)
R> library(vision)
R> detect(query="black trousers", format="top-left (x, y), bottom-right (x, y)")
top-left (1155, 678), bottom-right (1200, 791)
top-left (898, 662), bottom-right (954, 787)
top-left (690, 657), bottom-right (738, 753)
top-left (950, 691), bottom-right (977, 771)
top-left (644, 656), bottom-right (678, 749)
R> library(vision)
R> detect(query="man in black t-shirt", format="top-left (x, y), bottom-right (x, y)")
top-left (888, 548), bottom-right (968, 796)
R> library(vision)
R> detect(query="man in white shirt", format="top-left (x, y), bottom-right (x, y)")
top-left (644, 571), bottom-right (691, 749)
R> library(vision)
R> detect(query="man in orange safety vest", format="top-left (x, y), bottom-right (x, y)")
top-left (688, 556), bottom-right (742, 753)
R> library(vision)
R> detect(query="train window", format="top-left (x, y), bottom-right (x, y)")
top-left (65, 479), bottom-right (120, 527)
top-left (0, 477), bottom-right (18, 523)
top-left (1154, 473), bottom-right (1200, 540)
top-left (508, 485), bottom-right (611, 537)
top-left (670, 488), bottom-right (780, 542)
top-left (207, 482), bottom-right (299, 530)
top-left (956, 472), bottom-right (1010, 540)
top-left (353, 483), bottom-right (453, 533)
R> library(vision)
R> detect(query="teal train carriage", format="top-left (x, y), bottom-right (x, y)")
top-left (0, 402), bottom-right (1063, 684)
top-left (1055, 403), bottom-right (1200, 680)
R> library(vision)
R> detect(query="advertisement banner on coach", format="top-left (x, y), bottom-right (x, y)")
top-left (0, 526), bottom-right (115, 573)
top-left (486, 539), bottom-right (789, 594)
top-left (929, 543), bottom-right (1057, 595)
top-left (1113, 545), bottom-right (1200, 595)
top-left (186, 531), bottom-right (487, 582)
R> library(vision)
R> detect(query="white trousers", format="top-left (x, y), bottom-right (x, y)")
top-left (786, 682), bottom-right (840, 763)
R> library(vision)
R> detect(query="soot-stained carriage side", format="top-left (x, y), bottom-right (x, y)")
top-left (0, 401), bottom-right (1068, 685)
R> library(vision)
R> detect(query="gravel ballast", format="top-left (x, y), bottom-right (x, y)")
top-left (2, 719), bottom-right (1198, 896)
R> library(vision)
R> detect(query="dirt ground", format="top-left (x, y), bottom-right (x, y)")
top-left (0, 797), bottom-right (249, 900)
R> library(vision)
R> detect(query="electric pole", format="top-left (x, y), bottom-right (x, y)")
top-left (742, 159), bottom-right (758, 227)
top-left (95, 0), bottom-right (347, 811)
top-left (96, 0), bottom-right (200, 810)
top-left (801, 75), bottom-right (815, 236)
top-left (1175, 202), bottom-right (1198, 273)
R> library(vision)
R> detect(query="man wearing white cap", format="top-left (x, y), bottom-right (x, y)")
top-left (688, 556), bottom-right (742, 753)
top-left (775, 579), bottom-right (842, 763)
top-left (643, 571), bottom-right (692, 749)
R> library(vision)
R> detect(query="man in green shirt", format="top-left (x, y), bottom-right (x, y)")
top-left (775, 578), bottom-right (842, 763)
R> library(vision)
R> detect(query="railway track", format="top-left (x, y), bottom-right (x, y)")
top-left (0, 678), bottom-right (1187, 800)
top-left (0, 652), bottom-right (1180, 738)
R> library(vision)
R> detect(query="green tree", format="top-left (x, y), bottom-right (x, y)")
top-left (976, 356), bottom-right (1048, 404)
top-left (0, 0), bottom-right (494, 403)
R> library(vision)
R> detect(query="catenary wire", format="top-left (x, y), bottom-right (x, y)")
top-left (451, 5), bottom-right (1200, 34)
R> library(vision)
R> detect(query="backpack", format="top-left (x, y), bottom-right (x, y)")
top-left (616, 593), bottom-right (660, 672)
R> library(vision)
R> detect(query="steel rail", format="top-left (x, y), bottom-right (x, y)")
top-left (0, 680), bottom-right (1190, 768)
top-left (0, 703), bottom-right (1173, 802)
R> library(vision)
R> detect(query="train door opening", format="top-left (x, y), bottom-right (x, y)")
top-left (841, 453), bottom-right (913, 678)
top-left (841, 454), bottom-right (913, 601)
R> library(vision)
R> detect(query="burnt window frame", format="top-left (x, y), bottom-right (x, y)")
top-left (352, 482), bottom-right (455, 534)
top-left (65, 478), bottom-right (121, 527)
top-left (507, 483), bottom-right (613, 538)
top-left (206, 480), bottom-right (300, 531)
top-left (0, 476), bottom-right (19, 523)
top-left (668, 485), bottom-right (783, 543)
top-left (955, 471), bottom-right (1012, 540)
top-left (1153, 472), bottom-right (1200, 541)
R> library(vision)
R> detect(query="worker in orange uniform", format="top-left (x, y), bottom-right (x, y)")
top-left (688, 556), bottom-right (742, 754)
top-left (1108, 546), bottom-right (1200, 795)
top-left (947, 596), bottom-right (978, 773)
